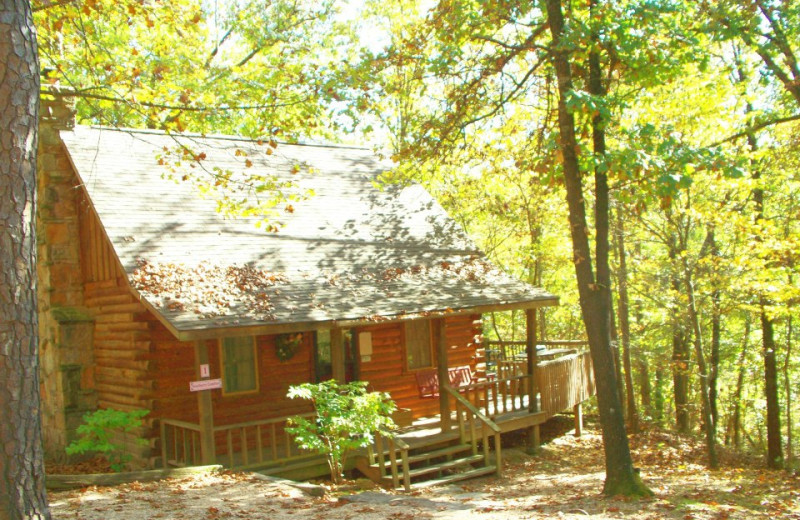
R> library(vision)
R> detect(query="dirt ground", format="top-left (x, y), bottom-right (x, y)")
top-left (48, 421), bottom-right (800, 519)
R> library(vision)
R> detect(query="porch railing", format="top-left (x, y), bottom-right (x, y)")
top-left (161, 413), bottom-right (316, 470)
top-left (161, 419), bottom-right (202, 467)
top-left (455, 373), bottom-right (531, 418)
top-left (443, 383), bottom-right (502, 476)
top-left (536, 351), bottom-right (595, 416)
top-left (450, 350), bottom-right (594, 419)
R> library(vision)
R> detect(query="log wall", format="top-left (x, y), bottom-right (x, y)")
top-left (359, 315), bottom-right (482, 418)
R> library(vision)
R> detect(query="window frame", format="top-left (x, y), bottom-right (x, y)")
top-left (404, 320), bottom-right (434, 371)
top-left (219, 336), bottom-right (259, 396)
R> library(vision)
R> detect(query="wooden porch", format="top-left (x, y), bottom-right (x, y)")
top-left (160, 348), bottom-right (595, 489)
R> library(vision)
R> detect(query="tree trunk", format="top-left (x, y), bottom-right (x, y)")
top-left (726, 317), bottom-right (750, 449)
top-left (750, 139), bottom-right (783, 469)
top-left (615, 204), bottom-right (639, 432)
top-left (654, 366), bottom-right (665, 426)
top-left (0, 1), bottom-right (50, 518)
top-left (708, 230), bottom-right (721, 427)
top-left (785, 313), bottom-right (793, 468)
top-left (669, 238), bottom-right (691, 433)
top-left (544, 0), bottom-right (651, 497)
top-left (762, 310), bottom-right (783, 468)
top-left (683, 258), bottom-right (718, 469)
top-left (735, 53), bottom-right (784, 468)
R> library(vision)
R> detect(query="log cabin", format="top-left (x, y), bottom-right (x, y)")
top-left (37, 95), bottom-right (595, 488)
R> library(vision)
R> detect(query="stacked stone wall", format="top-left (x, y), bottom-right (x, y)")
top-left (37, 97), bottom-right (97, 460)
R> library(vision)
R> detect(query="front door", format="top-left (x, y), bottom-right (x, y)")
top-left (314, 329), bottom-right (359, 382)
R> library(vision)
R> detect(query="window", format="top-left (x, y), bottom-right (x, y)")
top-left (314, 330), bottom-right (332, 382)
top-left (405, 320), bottom-right (433, 370)
top-left (314, 329), bottom-right (358, 382)
top-left (220, 336), bottom-right (258, 394)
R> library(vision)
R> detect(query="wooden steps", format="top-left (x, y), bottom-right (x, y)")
top-left (409, 465), bottom-right (497, 489)
top-left (404, 453), bottom-right (485, 479)
top-left (252, 454), bottom-right (328, 481)
top-left (358, 434), bottom-right (496, 490)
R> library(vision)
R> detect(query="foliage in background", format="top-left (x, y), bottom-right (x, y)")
top-left (65, 409), bottom-right (149, 472)
top-left (287, 380), bottom-right (396, 484)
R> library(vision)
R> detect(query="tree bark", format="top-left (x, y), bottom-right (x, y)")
top-left (544, 0), bottom-right (651, 497)
top-left (761, 310), bottom-right (783, 468)
top-left (0, 1), bottom-right (50, 518)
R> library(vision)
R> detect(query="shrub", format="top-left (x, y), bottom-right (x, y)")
top-left (65, 408), bottom-right (149, 472)
top-left (287, 380), bottom-right (396, 484)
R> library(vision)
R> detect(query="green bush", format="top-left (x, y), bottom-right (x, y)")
top-left (287, 380), bottom-right (396, 484)
top-left (65, 408), bottom-right (149, 472)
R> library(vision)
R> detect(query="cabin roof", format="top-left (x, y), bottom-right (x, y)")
top-left (61, 125), bottom-right (557, 338)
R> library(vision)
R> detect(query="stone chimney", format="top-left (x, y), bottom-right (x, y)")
top-left (40, 88), bottom-right (77, 131)
top-left (37, 88), bottom-right (97, 461)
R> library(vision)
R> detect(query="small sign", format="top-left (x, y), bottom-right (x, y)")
top-left (199, 364), bottom-right (210, 378)
top-left (189, 378), bottom-right (222, 392)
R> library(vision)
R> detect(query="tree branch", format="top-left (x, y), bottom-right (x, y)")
top-left (710, 112), bottom-right (800, 146)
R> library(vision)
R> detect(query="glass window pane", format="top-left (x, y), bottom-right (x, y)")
top-left (222, 336), bottom-right (257, 393)
top-left (406, 320), bottom-right (432, 369)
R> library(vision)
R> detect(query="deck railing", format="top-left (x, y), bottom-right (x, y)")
top-left (161, 419), bottom-right (202, 467)
top-left (452, 350), bottom-right (594, 419)
top-left (536, 351), bottom-right (595, 416)
top-left (161, 413), bottom-right (316, 469)
top-left (455, 373), bottom-right (531, 418)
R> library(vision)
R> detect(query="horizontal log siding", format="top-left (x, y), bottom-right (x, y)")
top-left (360, 315), bottom-right (481, 418)
top-left (148, 328), bottom-right (315, 426)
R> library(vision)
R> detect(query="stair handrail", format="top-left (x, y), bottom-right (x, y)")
top-left (442, 383), bottom-right (503, 477)
top-left (372, 432), bottom-right (411, 491)
top-left (386, 435), bottom-right (411, 491)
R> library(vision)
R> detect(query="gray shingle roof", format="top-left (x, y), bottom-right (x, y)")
top-left (61, 125), bottom-right (557, 337)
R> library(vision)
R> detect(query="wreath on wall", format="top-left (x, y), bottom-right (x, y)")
top-left (275, 333), bottom-right (303, 362)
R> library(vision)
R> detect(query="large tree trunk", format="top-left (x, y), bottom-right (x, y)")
top-left (0, 1), bottom-right (50, 518)
top-left (545, 0), bottom-right (651, 497)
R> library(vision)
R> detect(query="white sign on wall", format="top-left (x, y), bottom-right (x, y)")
top-left (189, 378), bottom-right (222, 392)
top-left (358, 332), bottom-right (373, 356)
top-left (199, 364), bottom-right (210, 378)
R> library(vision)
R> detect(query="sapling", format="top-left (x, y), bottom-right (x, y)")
top-left (287, 380), bottom-right (396, 484)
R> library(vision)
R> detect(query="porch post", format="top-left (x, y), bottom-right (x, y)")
top-left (526, 308), bottom-right (539, 412)
top-left (525, 309), bottom-right (540, 453)
top-left (436, 318), bottom-right (451, 432)
top-left (331, 327), bottom-right (346, 382)
top-left (574, 403), bottom-right (583, 437)
top-left (194, 340), bottom-right (216, 465)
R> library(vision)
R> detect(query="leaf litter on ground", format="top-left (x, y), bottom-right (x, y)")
top-left (49, 419), bottom-right (800, 519)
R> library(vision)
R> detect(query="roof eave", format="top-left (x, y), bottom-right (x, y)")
top-left (170, 296), bottom-right (560, 341)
